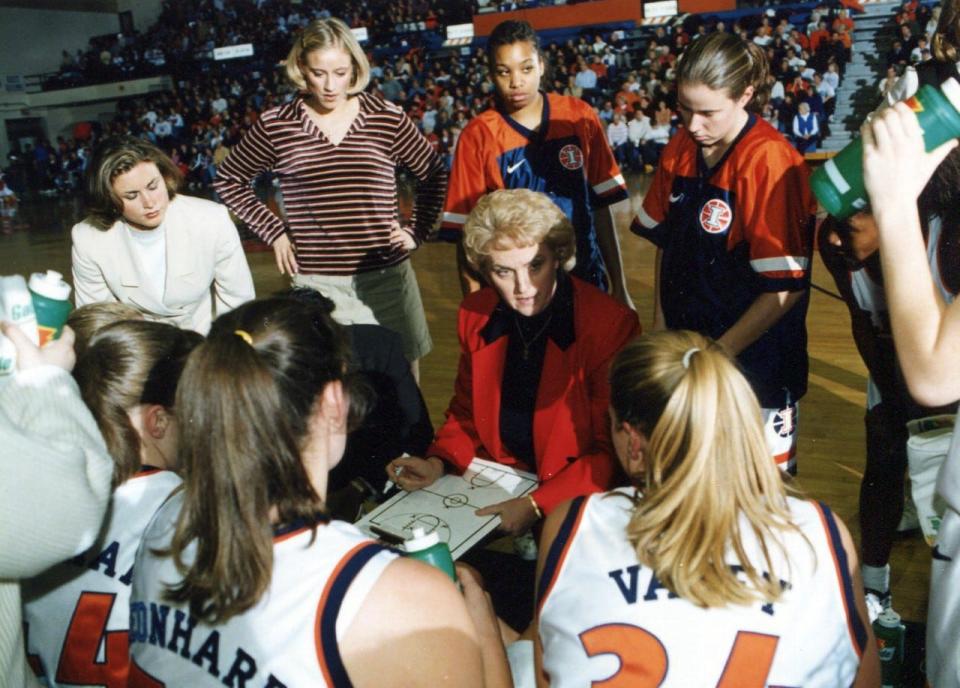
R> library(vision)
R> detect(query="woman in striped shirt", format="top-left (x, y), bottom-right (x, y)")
top-left (214, 18), bottom-right (446, 376)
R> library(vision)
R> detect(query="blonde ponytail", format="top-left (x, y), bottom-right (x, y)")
top-left (610, 331), bottom-right (800, 608)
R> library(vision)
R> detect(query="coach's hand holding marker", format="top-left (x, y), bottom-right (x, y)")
top-left (385, 454), bottom-right (445, 492)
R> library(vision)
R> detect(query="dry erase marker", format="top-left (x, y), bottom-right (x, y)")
top-left (383, 465), bottom-right (405, 495)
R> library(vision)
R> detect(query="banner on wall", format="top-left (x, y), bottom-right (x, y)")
top-left (213, 44), bottom-right (254, 61)
top-left (644, 0), bottom-right (678, 18)
top-left (443, 23), bottom-right (475, 47)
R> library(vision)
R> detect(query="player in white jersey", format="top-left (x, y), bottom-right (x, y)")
top-left (861, 101), bottom-right (960, 686)
top-left (819, 204), bottom-right (959, 615)
top-left (22, 320), bottom-right (200, 686)
top-left (130, 493), bottom-right (396, 686)
top-left (127, 296), bottom-right (509, 688)
top-left (535, 331), bottom-right (879, 687)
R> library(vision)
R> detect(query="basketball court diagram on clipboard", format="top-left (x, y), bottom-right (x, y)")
top-left (354, 458), bottom-right (538, 559)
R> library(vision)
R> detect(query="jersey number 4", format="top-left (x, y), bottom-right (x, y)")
top-left (56, 591), bottom-right (129, 688)
top-left (579, 624), bottom-right (779, 687)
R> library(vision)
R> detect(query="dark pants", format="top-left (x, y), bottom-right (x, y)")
top-left (859, 402), bottom-right (908, 567)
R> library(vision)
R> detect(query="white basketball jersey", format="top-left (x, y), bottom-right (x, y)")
top-left (22, 468), bottom-right (181, 687)
top-left (538, 489), bottom-right (865, 687)
top-left (128, 492), bottom-right (398, 687)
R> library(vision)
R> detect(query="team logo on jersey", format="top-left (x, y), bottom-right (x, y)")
top-left (773, 406), bottom-right (796, 437)
top-left (699, 199), bottom-right (732, 234)
top-left (558, 144), bottom-right (584, 170)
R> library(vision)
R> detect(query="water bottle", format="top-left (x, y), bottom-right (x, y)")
top-left (403, 527), bottom-right (457, 583)
top-left (0, 275), bottom-right (39, 375)
top-left (873, 608), bottom-right (905, 687)
top-left (811, 78), bottom-right (960, 220)
top-left (28, 270), bottom-right (72, 347)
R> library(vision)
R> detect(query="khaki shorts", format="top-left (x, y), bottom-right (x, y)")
top-left (292, 260), bottom-right (432, 362)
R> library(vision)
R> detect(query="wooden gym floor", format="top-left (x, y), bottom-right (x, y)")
top-left (0, 172), bottom-right (932, 625)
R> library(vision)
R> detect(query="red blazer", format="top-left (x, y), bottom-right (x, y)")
top-left (427, 276), bottom-right (640, 514)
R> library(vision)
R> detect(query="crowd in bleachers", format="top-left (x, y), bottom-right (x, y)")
top-left (878, 0), bottom-right (939, 99)
top-left (3, 0), bottom-right (867, 197)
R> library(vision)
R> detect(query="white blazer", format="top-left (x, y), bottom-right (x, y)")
top-left (71, 194), bottom-right (255, 334)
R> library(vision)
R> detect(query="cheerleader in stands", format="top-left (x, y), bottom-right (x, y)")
top-left (442, 20), bottom-right (634, 309)
top-left (535, 330), bottom-right (879, 686)
top-left (128, 297), bottom-right (508, 687)
top-left (22, 321), bottom-right (201, 686)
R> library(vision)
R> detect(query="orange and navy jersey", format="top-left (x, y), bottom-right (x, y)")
top-left (22, 468), bottom-right (181, 688)
top-left (537, 489), bottom-right (866, 687)
top-left (129, 493), bottom-right (398, 687)
top-left (442, 92), bottom-right (627, 290)
top-left (632, 115), bottom-right (815, 407)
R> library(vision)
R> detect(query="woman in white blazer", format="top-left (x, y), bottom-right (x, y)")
top-left (71, 137), bottom-right (255, 334)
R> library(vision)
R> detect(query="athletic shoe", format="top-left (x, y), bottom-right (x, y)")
top-left (897, 496), bottom-right (920, 534)
top-left (513, 531), bottom-right (538, 561)
top-left (865, 587), bottom-right (892, 624)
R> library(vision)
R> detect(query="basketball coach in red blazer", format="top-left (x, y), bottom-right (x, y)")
top-left (387, 189), bottom-right (639, 534)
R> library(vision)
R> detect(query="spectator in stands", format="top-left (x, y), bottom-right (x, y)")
top-left (762, 101), bottom-right (779, 128)
top-left (768, 73), bottom-right (786, 105)
top-left (645, 112), bottom-right (672, 163)
top-left (926, 4), bottom-right (942, 42)
top-left (607, 112), bottom-right (630, 169)
top-left (887, 38), bottom-right (908, 66)
top-left (599, 100), bottom-right (615, 124)
top-left (627, 107), bottom-right (651, 170)
top-left (792, 101), bottom-right (819, 152)
top-left (878, 64), bottom-right (901, 101)
top-left (584, 54), bottom-right (605, 87)
top-left (0, 174), bottom-right (19, 233)
top-left (824, 59), bottom-right (842, 90)
top-left (814, 71), bottom-right (836, 119)
top-left (810, 19), bottom-right (831, 53)
top-left (834, 8), bottom-right (855, 34)
top-left (214, 18), bottom-right (445, 379)
top-left (653, 97), bottom-right (676, 134)
top-left (574, 57), bottom-right (598, 98)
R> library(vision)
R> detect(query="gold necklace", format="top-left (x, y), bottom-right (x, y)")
top-left (513, 310), bottom-right (553, 361)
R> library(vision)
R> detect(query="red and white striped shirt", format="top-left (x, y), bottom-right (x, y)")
top-left (214, 92), bottom-right (447, 275)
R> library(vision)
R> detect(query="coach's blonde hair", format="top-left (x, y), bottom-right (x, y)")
top-left (609, 330), bottom-right (800, 608)
top-left (462, 189), bottom-right (576, 273)
top-left (677, 31), bottom-right (770, 113)
top-left (285, 18), bottom-right (371, 95)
